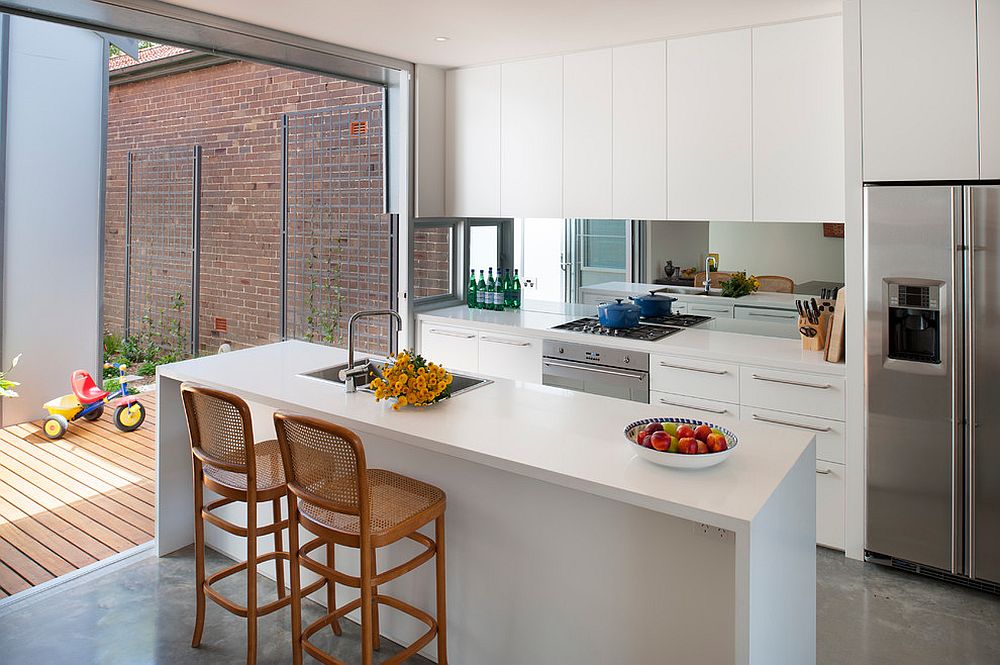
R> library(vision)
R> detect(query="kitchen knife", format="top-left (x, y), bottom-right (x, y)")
top-left (810, 298), bottom-right (820, 323)
top-left (796, 300), bottom-right (805, 318)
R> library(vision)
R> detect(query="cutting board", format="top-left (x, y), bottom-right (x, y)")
top-left (825, 287), bottom-right (846, 363)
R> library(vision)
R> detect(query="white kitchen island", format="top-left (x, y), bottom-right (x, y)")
top-left (156, 341), bottom-right (816, 665)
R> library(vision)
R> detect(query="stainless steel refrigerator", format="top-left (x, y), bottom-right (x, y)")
top-left (865, 184), bottom-right (1000, 586)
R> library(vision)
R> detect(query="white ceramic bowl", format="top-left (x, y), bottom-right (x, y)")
top-left (623, 417), bottom-right (738, 469)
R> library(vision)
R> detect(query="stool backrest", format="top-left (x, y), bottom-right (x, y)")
top-left (181, 383), bottom-right (255, 476)
top-left (755, 275), bottom-right (795, 293)
top-left (273, 412), bottom-right (369, 521)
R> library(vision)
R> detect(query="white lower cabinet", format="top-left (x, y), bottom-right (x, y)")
top-left (739, 406), bottom-right (845, 464)
top-left (815, 461), bottom-right (846, 550)
top-left (733, 306), bottom-right (798, 323)
top-left (651, 354), bottom-right (740, 403)
top-left (651, 391), bottom-right (739, 420)
top-left (418, 322), bottom-right (479, 374)
top-left (740, 366), bottom-right (845, 420)
top-left (687, 301), bottom-right (735, 318)
top-left (477, 332), bottom-right (542, 383)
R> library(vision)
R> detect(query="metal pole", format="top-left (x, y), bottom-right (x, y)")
top-left (280, 114), bottom-right (288, 340)
top-left (191, 145), bottom-right (201, 357)
top-left (124, 151), bottom-right (133, 338)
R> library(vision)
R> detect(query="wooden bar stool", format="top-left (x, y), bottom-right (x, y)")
top-left (181, 384), bottom-right (323, 665)
top-left (273, 412), bottom-right (448, 665)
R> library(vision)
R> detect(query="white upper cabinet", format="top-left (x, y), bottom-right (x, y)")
top-left (980, 0), bottom-right (1000, 179)
top-left (861, 0), bottom-right (979, 181)
top-left (753, 16), bottom-right (844, 222)
top-left (667, 29), bottom-right (752, 222)
top-left (563, 49), bottom-right (613, 218)
top-left (500, 56), bottom-right (563, 218)
top-left (613, 41), bottom-right (667, 220)
top-left (445, 66), bottom-right (501, 217)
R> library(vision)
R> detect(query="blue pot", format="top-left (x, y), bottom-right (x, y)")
top-left (597, 299), bottom-right (641, 329)
top-left (629, 291), bottom-right (677, 317)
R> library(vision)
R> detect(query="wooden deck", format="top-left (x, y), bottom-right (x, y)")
top-left (0, 393), bottom-right (156, 597)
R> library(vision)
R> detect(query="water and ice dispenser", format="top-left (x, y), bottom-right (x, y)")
top-left (886, 282), bottom-right (942, 364)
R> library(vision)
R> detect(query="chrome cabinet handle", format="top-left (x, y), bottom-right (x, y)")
top-left (816, 467), bottom-right (832, 475)
top-left (481, 336), bottom-right (531, 347)
top-left (658, 362), bottom-right (727, 375)
top-left (744, 311), bottom-right (795, 319)
top-left (751, 414), bottom-right (832, 433)
top-left (428, 329), bottom-right (476, 339)
top-left (542, 359), bottom-right (646, 381)
top-left (751, 374), bottom-right (831, 390)
top-left (658, 398), bottom-right (728, 414)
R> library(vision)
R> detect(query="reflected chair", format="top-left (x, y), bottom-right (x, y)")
top-left (755, 275), bottom-right (795, 293)
top-left (694, 270), bottom-right (734, 289)
top-left (274, 412), bottom-right (447, 665)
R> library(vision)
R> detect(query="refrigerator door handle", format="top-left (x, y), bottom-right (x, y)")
top-left (952, 187), bottom-right (967, 576)
top-left (965, 188), bottom-right (976, 580)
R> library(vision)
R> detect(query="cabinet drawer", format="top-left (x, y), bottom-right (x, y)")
top-left (686, 301), bottom-right (735, 318)
top-left (739, 406), bottom-right (845, 464)
top-left (651, 391), bottom-right (739, 420)
top-left (478, 332), bottom-right (542, 383)
top-left (740, 367), bottom-right (844, 420)
top-left (419, 322), bottom-right (479, 374)
top-left (733, 306), bottom-right (798, 323)
top-left (650, 355), bottom-right (739, 403)
top-left (816, 461), bottom-right (845, 550)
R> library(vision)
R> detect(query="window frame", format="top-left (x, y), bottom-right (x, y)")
top-left (412, 218), bottom-right (464, 310)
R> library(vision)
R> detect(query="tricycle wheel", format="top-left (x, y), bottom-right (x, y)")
top-left (42, 415), bottom-right (68, 440)
top-left (114, 402), bottom-right (145, 432)
top-left (82, 404), bottom-right (105, 421)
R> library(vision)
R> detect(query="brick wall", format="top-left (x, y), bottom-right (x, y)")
top-left (412, 226), bottom-right (453, 298)
top-left (104, 57), bottom-right (390, 354)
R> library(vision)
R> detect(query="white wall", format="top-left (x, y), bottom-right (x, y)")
top-left (645, 221), bottom-right (709, 281)
top-left (1, 16), bottom-right (105, 426)
top-left (708, 222), bottom-right (844, 284)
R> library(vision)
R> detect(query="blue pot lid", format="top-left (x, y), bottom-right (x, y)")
top-left (598, 298), bottom-right (641, 313)
top-left (630, 290), bottom-right (677, 304)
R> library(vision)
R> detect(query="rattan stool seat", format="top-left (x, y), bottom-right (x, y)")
top-left (203, 438), bottom-right (286, 491)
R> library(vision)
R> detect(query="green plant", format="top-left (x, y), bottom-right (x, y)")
top-left (138, 361), bottom-right (158, 377)
top-left (103, 376), bottom-right (138, 396)
top-left (0, 354), bottom-right (21, 398)
top-left (158, 292), bottom-right (189, 359)
top-left (303, 244), bottom-right (345, 345)
top-left (720, 271), bottom-right (760, 299)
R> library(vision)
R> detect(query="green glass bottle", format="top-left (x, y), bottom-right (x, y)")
top-left (503, 268), bottom-right (513, 308)
top-left (467, 269), bottom-right (478, 309)
top-left (476, 270), bottom-right (487, 309)
top-left (486, 268), bottom-right (496, 311)
top-left (495, 269), bottom-right (506, 311)
top-left (513, 269), bottom-right (522, 309)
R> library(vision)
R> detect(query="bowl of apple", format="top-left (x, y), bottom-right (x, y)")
top-left (624, 418), bottom-right (737, 469)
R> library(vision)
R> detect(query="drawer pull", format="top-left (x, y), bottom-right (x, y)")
top-left (751, 414), bottom-right (832, 433)
top-left (744, 310), bottom-right (795, 319)
top-left (816, 468), bottom-right (833, 475)
top-left (751, 374), bottom-right (831, 390)
top-left (659, 362), bottom-right (728, 375)
top-left (481, 336), bottom-right (531, 347)
top-left (658, 398), bottom-right (728, 415)
top-left (429, 329), bottom-right (476, 339)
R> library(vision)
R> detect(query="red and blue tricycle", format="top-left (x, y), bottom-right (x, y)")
top-left (41, 363), bottom-right (146, 440)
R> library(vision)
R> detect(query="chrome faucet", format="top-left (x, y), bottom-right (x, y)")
top-left (340, 309), bottom-right (403, 393)
top-left (703, 255), bottom-right (716, 294)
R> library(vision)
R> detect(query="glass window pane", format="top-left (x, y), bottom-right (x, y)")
top-left (469, 225), bottom-right (500, 273)
top-left (413, 226), bottom-right (452, 298)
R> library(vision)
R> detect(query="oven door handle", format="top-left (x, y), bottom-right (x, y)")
top-left (542, 359), bottom-right (647, 381)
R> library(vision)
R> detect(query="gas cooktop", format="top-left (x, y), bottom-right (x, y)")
top-left (550, 318), bottom-right (683, 341)
top-left (639, 313), bottom-right (713, 328)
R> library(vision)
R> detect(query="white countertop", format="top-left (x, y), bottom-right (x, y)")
top-left (158, 341), bottom-right (814, 531)
top-left (580, 280), bottom-right (803, 310)
top-left (418, 302), bottom-right (845, 376)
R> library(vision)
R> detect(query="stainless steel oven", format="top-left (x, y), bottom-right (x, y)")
top-left (542, 340), bottom-right (649, 403)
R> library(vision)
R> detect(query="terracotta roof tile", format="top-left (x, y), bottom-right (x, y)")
top-left (109, 44), bottom-right (191, 71)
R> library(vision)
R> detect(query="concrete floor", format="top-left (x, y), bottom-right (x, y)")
top-left (0, 546), bottom-right (997, 664)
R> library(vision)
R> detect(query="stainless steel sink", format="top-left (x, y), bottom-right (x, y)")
top-left (654, 286), bottom-right (720, 297)
top-left (300, 359), bottom-right (493, 397)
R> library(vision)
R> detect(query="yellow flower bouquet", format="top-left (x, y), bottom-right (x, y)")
top-left (369, 351), bottom-right (454, 410)
top-left (719, 271), bottom-right (760, 298)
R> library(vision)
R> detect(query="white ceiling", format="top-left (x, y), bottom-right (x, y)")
top-left (160, 0), bottom-right (842, 68)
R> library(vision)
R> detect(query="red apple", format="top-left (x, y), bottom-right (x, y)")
top-left (650, 431), bottom-right (672, 451)
top-left (707, 432), bottom-right (727, 452)
top-left (696, 440), bottom-right (709, 454)
top-left (694, 425), bottom-right (713, 442)
top-left (644, 422), bottom-right (664, 434)
top-left (676, 425), bottom-right (696, 440)
top-left (678, 437), bottom-right (697, 454)
top-left (636, 430), bottom-right (648, 447)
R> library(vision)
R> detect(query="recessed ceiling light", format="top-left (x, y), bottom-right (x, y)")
top-left (434, 36), bottom-right (450, 42)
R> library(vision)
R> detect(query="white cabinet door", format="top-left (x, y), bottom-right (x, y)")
top-left (650, 355), bottom-right (740, 403)
top-left (816, 461), bottom-right (846, 550)
top-left (687, 301), bottom-right (734, 318)
top-left (667, 29), bottom-right (752, 221)
top-left (740, 367), bottom-right (845, 420)
top-left (613, 41), bottom-right (667, 220)
top-left (740, 405), bottom-right (846, 465)
top-left (861, 0), bottom-right (979, 181)
top-left (564, 49), bottom-right (613, 218)
top-left (419, 322), bottom-right (479, 374)
top-left (501, 56), bottom-right (563, 218)
top-left (478, 332), bottom-right (542, 383)
top-left (445, 66), bottom-right (501, 217)
top-left (733, 306), bottom-right (798, 323)
top-left (753, 17), bottom-right (844, 222)
top-left (980, 0), bottom-right (1000, 178)
top-left (650, 391), bottom-right (740, 421)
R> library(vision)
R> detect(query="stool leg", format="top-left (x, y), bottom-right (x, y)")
top-left (246, 498), bottom-right (258, 665)
top-left (272, 498), bottom-right (286, 599)
top-left (370, 548), bottom-right (381, 652)
top-left (435, 515), bottom-right (448, 665)
top-left (191, 468), bottom-right (206, 648)
top-left (288, 502), bottom-right (303, 665)
top-left (360, 543), bottom-right (374, 665)
top-left (326, 543), bottom-right (341, 636)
